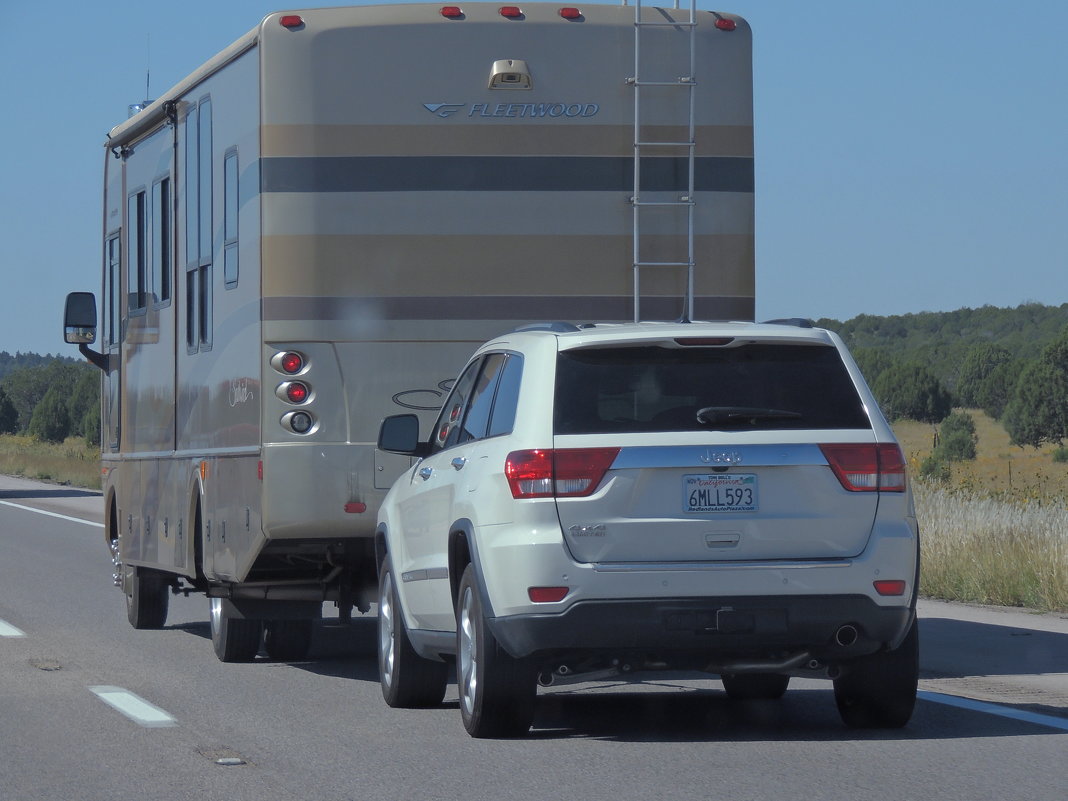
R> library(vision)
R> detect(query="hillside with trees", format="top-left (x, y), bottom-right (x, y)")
top-left (816, 303), bottom-right (1068, 462)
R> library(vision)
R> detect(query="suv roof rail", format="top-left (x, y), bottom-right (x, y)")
top-left (761, 317), bottom-right (815, 328)
top-left (511, 322), bottom-right (583, 333)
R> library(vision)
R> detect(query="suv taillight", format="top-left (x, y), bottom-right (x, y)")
top-left (505, 448), bottom-right (620, 499)
top-left (819, 443), bottom-right (906, 492)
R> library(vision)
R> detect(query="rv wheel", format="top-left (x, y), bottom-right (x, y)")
top-left (209, 597), bottom-right (262, 662)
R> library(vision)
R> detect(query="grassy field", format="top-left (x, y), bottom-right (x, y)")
top-left (3, 412), bottom-right (1066, 612)
top-left (895, 410), bottom-right (1068, 612)
top-left (0, 435), bottom-right (101, 489)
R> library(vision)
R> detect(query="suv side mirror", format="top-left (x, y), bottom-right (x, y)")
top-left (64, 292), bottom-right (98, 344)
top-left (378, 414), bottom-right (430, 457)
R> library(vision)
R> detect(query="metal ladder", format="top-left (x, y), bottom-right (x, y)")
top-left (626, 0), bottom-right (698, 322)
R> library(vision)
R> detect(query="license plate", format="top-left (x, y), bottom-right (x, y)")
top-left (683, 474), bottom-right (757, 512)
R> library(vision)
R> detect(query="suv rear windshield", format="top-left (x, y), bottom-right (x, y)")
top-left (554, 343), bottom-right (871, 434)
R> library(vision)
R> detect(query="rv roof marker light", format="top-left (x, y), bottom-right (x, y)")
top-left (714, 16), bottom-right (737, 31)
top-left (279, 15), bottom-right (304, 29)
top-left (440, 6), bottom-right (464, 18)
top-left (499, 6), bottom-right (523, 18)
top-left (559, 7), bottom-right (582, 19)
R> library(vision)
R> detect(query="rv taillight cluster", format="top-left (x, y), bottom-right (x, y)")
top-left (439, 6), bottom-right (585, 19)
top-left (273, 350), bottom-right (317, 435)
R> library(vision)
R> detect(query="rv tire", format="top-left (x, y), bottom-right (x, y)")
top-left (210, 597), bottom-right (262, 663)
top-left (126, 567), bottom-right (169, 629)
top-left (263, 619), bottom-right (315, 661)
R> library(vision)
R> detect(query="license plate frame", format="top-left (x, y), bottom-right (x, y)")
top-left (683, 473), bottom-right (758, 513)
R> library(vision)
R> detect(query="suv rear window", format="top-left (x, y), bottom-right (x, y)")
top-left (554, 343), bottom-right (871, 434)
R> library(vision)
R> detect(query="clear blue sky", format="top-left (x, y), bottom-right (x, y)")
top-left (3, 0), bottom-right (1066, 357)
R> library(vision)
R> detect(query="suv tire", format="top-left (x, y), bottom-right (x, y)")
top-left (833, 616), bottom-right (919, 728)
top-left (456, 564), bottom-right (536, 738)
top-left (378, 557), bottom-right (449, 708)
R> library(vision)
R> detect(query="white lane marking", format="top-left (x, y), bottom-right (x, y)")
top-left (0, 619), bottom-right (26, 637)
top-left (919, 690), bottom-right (1068, 732)
top-left (89, 686), bottom-right (177, 728)
top-left (0, 500), bottom-right (104, 528)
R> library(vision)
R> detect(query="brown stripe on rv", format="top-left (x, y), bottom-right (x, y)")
top-left (261, 124), bottom-right (754, 159)
top-left (260, 234), bottom-right (755, 297)
top-left (261, 295), bottom-right (755, 323)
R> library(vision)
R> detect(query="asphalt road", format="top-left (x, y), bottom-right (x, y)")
top-left (1, 475), bottom-right (1065, 801)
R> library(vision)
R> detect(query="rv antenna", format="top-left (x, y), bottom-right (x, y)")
top-left (127, 34), bottom-right (154, 117)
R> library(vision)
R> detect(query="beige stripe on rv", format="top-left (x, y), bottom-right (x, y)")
top-left (260, 234), bottom-right (754, 298)
top-left (261, 124), bottom-right (754, 158)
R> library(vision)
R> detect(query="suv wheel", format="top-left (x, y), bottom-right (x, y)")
top-left (456, 564), bottom-right (536, 738)
top-left (378, 556), bottom-right (449, 708)
top-left (721, 673), bottom-right (790, 700)
top-left (833, 617), bottom-right (919, 728)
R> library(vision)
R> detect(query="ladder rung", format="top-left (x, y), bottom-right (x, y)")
top-left (627, 79), bottom-right (695, 87)
top-left (635, 262), bottom-right (694, 268)
top-left (635, 141), bottom-right (695, 148)
top-left (633, 21), bottom-right (697, 28)
top-left (631, 200), bottom-right (694, 207)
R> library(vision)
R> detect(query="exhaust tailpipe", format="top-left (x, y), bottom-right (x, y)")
top-left (835, 624), bottom-right (859, 647)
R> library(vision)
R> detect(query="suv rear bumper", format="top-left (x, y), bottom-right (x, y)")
top-left (489, 594), bottom-right (913, 664)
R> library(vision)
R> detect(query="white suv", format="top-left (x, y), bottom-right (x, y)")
top-left (375, 321), bottom-right (919, 737)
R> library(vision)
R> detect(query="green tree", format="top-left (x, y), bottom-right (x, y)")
top-left (956, 343), bottom-right (1012, 407)
top-left (1002, 346), bottom-right (1068, 447)
top-left (977, 359), bottom-right (1023, 419)
top-left (872, 363), bottom-right (953, 423)
top-left (934, 411), bottom-right (977, 461)
top-left (27, 385), bottom-right (71, 443)
top-left (0, 385), bottom-right (18, 434)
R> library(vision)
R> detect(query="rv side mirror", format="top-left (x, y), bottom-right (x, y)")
top-left (378, 414), bottom-right (428, 457)
top-left (64, 292), bottom-right (98, 345)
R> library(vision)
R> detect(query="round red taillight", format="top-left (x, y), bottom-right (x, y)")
top-left (281, 352), bottom-right (303, 374)
top-left (286, 382), bottom-right (310, 404)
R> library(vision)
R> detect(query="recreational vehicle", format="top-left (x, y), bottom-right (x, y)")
top-left (64, 1), bottom-right (754, 662)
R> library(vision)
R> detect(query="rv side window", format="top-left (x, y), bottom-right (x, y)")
top-left (184, 103), bottom-right (198, 268)
top-left (198, 98), bottom-right (212, 265)
top-left (151, 177), bottom-right (171, 305)
top-left (104, 233), bottom-right (121, 347)
top-left (127, 190), bottom-right (147, 314)
top-left (223, 148), bottom-right (238, 288)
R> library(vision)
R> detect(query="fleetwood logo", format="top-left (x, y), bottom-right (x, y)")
top-left (423, 102), bottom-right (600, 119)
top-left (699, 449), bottom-right (743, 465)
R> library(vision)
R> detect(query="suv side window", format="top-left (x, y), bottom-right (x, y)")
top-left (457, 354), bottom-right (507, 445)
top-left (487, 354), bottom-right (523, 437)
top-left (431, 358), bottom-right (483, 453)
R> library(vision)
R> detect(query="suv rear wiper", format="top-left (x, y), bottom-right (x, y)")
top-left (696, 406), bottom-right (803, 426)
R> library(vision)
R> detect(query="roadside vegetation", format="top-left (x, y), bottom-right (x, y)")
top-left (0, 434), bottom-right (100, 489)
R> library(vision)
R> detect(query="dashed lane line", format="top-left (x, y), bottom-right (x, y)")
top-left (919, 690), bottom-right (1068, 732)
top-left (0, 619), bottom-right (26, 637)
top-left (89, 686), bottom-right (177, 728)
top-left (0, 500), bottom-right (103, 528)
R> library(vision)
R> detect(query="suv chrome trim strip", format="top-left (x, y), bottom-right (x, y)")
top-left (611, 443), bottom-right (828, 469)
top-left (592, 559), bottom-right (851, 573)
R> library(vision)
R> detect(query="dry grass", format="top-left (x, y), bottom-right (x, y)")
top-left (895, 410), bottom-right (1068, 612)
top-left (0, 434), bottom-right (101, 490)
